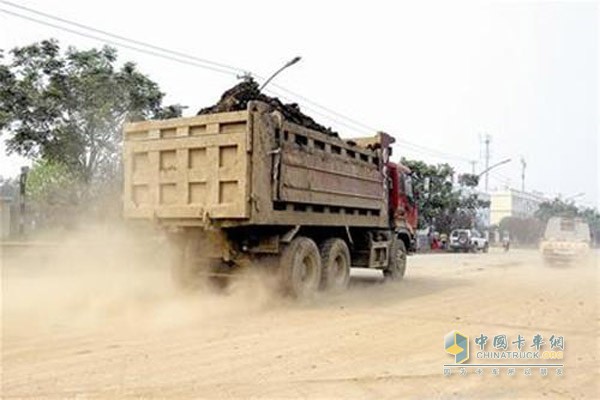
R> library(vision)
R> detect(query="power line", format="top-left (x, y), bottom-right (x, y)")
top-left (269, 83), bottom-right (378, 133)
top-left (488, 172), bottom-right (513, 188)
top-left (0, 1), bottom-right (476, 164)
top-left (267, 83), bottom-right (473, 163)
top-left (267, 86), bottom-right (472, 163)
top-left (0, 3), bottom-right (374, 135)
top-left (0, 0), bottom-right (245, 75)
top-left (263, 87), bottom-right (373, 135)
top-left (0, 7), bottom-right (238, 76)
top-left (264, 88), bottom-right (374, 136)
top-left (268, 85), bottom-right (474, 162)
top-left (0, 4), bottom-right (377, 139)
top-left (269, 88), bottom-right (473, 163)
top-left (491, 171), bottom-right (513, 181)
top-left (396, 139), bottom-right (472, 163)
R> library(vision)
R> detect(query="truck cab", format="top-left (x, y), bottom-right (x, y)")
top-left (387, 162), bottom-right (418, 252)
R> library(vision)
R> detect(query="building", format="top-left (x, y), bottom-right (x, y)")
top-left (490, 189), bottom-right (546, 225)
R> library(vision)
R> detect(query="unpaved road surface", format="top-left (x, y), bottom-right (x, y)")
top-left (1, 233), bottom-right (598, 399)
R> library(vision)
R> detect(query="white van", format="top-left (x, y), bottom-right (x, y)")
top-left (540, 217), bottom-right (591, 263)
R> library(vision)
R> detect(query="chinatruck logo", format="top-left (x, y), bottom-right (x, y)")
top-left (443, 330), bottom-right (565, 376)
top-left (445, 330), bottom-right (469, 364)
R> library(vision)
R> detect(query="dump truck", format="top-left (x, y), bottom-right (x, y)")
top-left (123, 101), bottom-right (417, 296)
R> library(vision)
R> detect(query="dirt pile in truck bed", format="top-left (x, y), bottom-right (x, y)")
top-left (197, 78), bottom-right (338, 137)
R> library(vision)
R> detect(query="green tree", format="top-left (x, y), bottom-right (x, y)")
top-left (580, 207), bottom-right (600, 245)
top-left (401, 158), bottom-right (489, 233)
top-left (25, 159), bottom-right (77, 206)
top-left (534, 198), bottom-right (579, 222)
top-left (498, 216), bottom-right (545, 245)
top-left (0, 39), bottom-right (182, 190)
top-left (24, 159), bottom-right (81, 229)
top-left (457, 173), bottom-right (479, 187)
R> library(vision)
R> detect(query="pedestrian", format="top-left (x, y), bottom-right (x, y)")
top-left (503, 234), bottom-right (510, 252)
top-left (440, 233), bottom-right (448, 250)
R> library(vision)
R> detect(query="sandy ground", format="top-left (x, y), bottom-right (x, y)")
top-left (1, 230), bottom-right (598, 399)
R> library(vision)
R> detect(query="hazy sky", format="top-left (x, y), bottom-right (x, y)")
top-left (0, 1), bottom-right (598, 207)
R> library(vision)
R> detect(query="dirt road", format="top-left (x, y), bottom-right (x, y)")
top-left (1, 232), bottom-right (598, 399)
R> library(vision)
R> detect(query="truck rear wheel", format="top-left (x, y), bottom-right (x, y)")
top-left (383, 238), bottom-right (407, 281)
top-left (320, 238), bottom-right (351, 291)
top-left (280, 237), bottom-right (322, 297)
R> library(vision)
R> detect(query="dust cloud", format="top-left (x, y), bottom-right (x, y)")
top-left (1, 223), bottom-right (282, 339)
top-left (2, 236), bottom-right (598, 398)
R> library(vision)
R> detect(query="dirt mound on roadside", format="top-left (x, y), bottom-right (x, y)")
top-left (197, 78), bottom-right (338, 137)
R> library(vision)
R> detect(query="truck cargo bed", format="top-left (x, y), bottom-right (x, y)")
top-left (123, 102), bottom-right (389, 228)
top-left (124, 110), bottom-right (251, 220)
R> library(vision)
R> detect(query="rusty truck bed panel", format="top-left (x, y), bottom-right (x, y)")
top-left (123, 103), bottom-right (389, 228)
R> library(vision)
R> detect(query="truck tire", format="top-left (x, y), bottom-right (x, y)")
top-left (483, 242), bottom-right (489, 253)
top-left (383, 238), bottom-right (407, 281)
top-left (319, 238), bottom-right (351, 291)
top-left (280, 237), bottom-right (322, 297)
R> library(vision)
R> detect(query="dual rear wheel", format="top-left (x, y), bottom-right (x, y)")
top-left (280, 237), bottom-right (350, 297)
top-left (280, 235), bottom-right (407, 296)
top-left (172, 233), bottom-right (406, 297)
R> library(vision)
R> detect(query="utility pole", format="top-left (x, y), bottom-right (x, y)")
top-left (18, 166), bottom-right (29, 237)
top-left (520, 157), bottom-right (526, 192)
top-left (484, 134), bottom-right (491, 192)
top-left (470, 160), bottom-right (477, 175)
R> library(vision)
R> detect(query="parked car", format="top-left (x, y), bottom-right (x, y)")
top-left (449, 229), bottom-right (489, 253)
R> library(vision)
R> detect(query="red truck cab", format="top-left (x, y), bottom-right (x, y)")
top-left (388, 162), bottom-right (418, 252)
